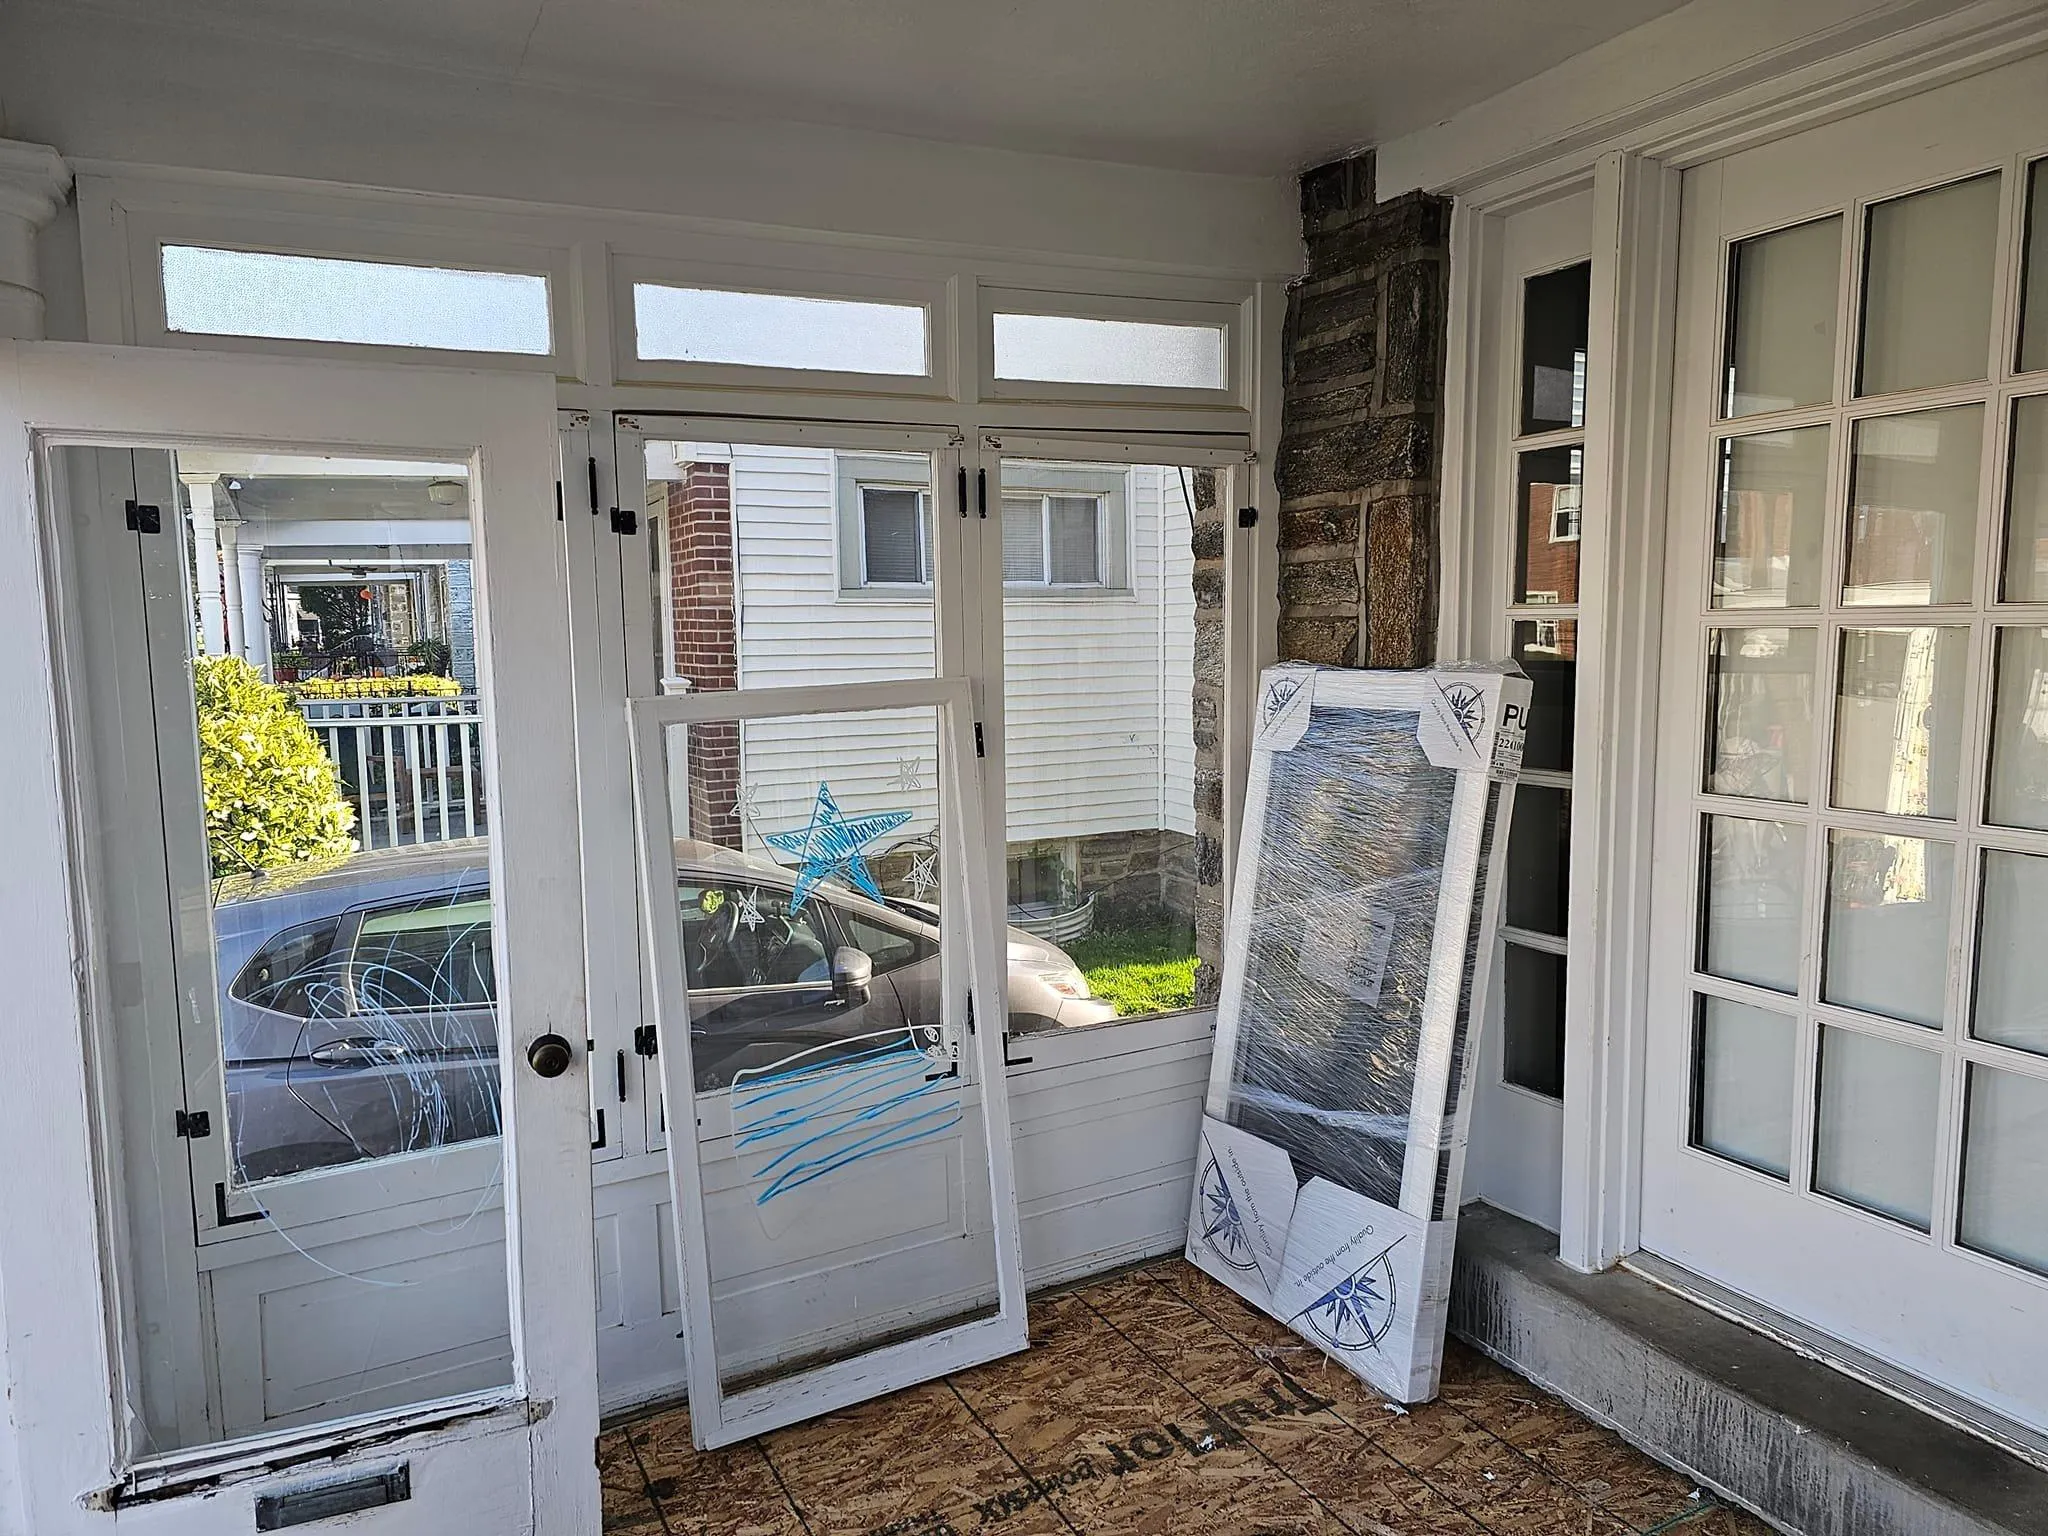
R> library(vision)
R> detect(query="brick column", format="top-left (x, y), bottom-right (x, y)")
top-left (1276, 151), bottom-right (1450, 670)
top-left (665, 465), bottom-right (743, 849)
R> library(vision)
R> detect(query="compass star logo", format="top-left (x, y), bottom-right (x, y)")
top-left (1440, 683), bottom-right (1486, 747)
top-left (765, 783), bottom-right (912, 913)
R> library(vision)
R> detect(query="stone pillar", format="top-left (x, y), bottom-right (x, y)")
top-left (237, 544), bottom-right (271, 676)
top-left (0, 141), bottom-right (71, 341)
top-left (1188, 467), bottom-right (1229, 1008)
top-left (183, 478), bottom-right (228, 655)
top-left (1277, 152), bottom-right (1450, 670)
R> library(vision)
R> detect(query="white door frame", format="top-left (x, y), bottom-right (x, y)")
top-left (0, 341), bottom-right (597, 1534)
top-left (626, 677), bottom-right (1027, 1447)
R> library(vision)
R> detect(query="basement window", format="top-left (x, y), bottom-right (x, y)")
top-left (160, 245), bottom-right (552, 354)
top-left (633, 283), bottom-right (929, 375)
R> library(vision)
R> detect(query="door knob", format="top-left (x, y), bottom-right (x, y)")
top-left (526, 1033), bottom-right (574, 1078)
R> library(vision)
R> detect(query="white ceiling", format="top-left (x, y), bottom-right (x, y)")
top-left (47, 0), bottom-right (1693, 176)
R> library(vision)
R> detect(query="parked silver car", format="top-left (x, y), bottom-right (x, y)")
top-left (213, 838), bottom-right (1112, 1183)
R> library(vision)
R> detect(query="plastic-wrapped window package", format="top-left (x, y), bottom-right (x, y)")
top-left (1186, 662), bottom-right (1528, 1403)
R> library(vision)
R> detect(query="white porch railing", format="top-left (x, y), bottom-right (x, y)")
top-left (299, 695), bottom-right (487, 849)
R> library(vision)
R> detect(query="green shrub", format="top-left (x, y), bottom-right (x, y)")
top-left (193, 655), bottom-right (358, 878)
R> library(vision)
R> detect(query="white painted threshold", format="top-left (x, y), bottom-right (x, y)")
top-left (1622, 1251), bottom-right (2048, 1475)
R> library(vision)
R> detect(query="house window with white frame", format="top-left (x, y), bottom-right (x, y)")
top-left (1002, 492), bottom-right (1106, 587)
top-left (857, 483), bottom-right (933, 587)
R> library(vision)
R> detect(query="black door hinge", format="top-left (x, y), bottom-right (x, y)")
top-left (974, 722), bottom-right (986, 758)
top-left (1238, 506), bottom-right (1259, 528)
top-left (555, 482), bottom-right (564, 522)
top-left (634, 1024), bottom-right (659, 1057)
top-left (610, 505), bottom-right (639, 535)
top-left (174, 1108), bottom-right (209, 1139)
top-left (126, 500), bottom-right (161, 535)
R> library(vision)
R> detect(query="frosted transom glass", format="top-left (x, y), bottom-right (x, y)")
top-left (1843, 405), bottom-right (1983, 607)
top-left (1693, 996), bottom-right (1797, 1178)
top-left (1723, 216), bottom-right (1841, 418)
top-left (1830, 627), bottom-right (1967, 820)
top-left (1823, 828), bottom-right (1954, 1028)
top-left (1988, 627), bottom-right (2048, 832)
top-left (993, 313), bottom-right (1226, 389)
top-left (1857, 173), bottom-right (2001, 397)
top-left (2002, 395), bottom-right (2048, 603)
top-left (1703, 627), bottom-right (1817, 803)
top-left (1713, 426), bottom-right (1830, 608)
top-left (1699, 814), bottom-right (1806, 994)
top-left (1814, 1025), bottom-right (1940, 1230)
top-left (161, 245), bottom-right (551, 354)
top-left (1958, 1064), bottom-right (2048, 1278)
top-left (633, 285), bottom-right (927, 374)
top-left (1973, 850), bottom-right (2048, 1058)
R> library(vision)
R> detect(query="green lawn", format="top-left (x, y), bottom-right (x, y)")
top-left (1066, 924), bottom-right (1199, 1017)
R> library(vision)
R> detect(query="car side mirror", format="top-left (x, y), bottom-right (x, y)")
top-left (831, 946), bottom-right (873, 1007)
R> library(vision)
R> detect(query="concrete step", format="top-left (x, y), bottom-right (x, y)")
top-left (1447, 1204), bottom-right (2048, 1536)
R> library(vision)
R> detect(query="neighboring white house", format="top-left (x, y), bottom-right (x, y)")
top-left (647, 441), bottom-right (1197, 926)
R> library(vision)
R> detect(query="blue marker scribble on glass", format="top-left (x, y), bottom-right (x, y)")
top-left (729, 1028), bottom-right (959, 1205)
top-left (764, 782), bottom-right (912, 913)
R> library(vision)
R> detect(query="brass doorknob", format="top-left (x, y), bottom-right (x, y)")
top-left (526, 1033), bottom-right (574, 1079)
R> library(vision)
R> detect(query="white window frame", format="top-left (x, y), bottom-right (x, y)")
top-left (110, 204), bottom-right (574, 375)
top-left (612, 252), bottom-right (952, 398)
top-left (979, 285), bottom-right (1246, 408)
top-left (856, 484), bottom-right (935, 588)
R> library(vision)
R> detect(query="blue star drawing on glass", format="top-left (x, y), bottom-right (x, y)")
top-left (1197, 1148), bottom-right (1260, 1273)
top-left (728, 1027), bottom-right (958, 1205)
top-left (1290, 1239), bottom-right (1402, 1354)
top-left (765, 782), bottom-right (913, 913)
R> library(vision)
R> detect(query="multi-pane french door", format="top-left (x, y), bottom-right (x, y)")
top-left (1643, 53), bottom-right (2048, 1434)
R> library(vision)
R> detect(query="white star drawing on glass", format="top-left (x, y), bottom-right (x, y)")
top-left (893, 756), bottom-right (923, 791)
top-left (734, 888), bottom-right (763, 931)
top-left (906, 852), bottom-right (939, 901)
top-left (765, 783), bottom-right (912, 912)
top-left (733, 783), bottom-right (762, 822)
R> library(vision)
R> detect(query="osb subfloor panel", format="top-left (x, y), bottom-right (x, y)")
top-left (600, 1259), bottom-right (1771, 1536)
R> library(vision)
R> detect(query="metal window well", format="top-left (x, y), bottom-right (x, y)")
top-left (1187, 663), bottom-right (1529, 1402)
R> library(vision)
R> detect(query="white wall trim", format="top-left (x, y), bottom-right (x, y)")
top-left (1381, 0), bottom-right (2048, 210)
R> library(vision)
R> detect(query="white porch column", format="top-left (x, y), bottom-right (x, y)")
top-left (237, 543), bottom-right (270, 677)
top-left (0, 141), bottom-right (71, 341)
top-left (183, 477), bottom-right (227, 654)
top-left (217, 520), bottom-right (246, 659)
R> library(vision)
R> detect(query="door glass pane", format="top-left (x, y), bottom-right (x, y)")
top-left (1987, 627), bottom-right (2048, 831)
top-left (1857, 173), bottom-right (2001, 397)
top-left (1723, 217), bottom-right (1841, 417)
top-left (1704, 626), bottom-right (1818, 803)
top-left (1713, 426), bottom-right (1830, 608)
top-left (1814, 1025), bottom-right (1940, 1230)
top-left (1514, 446), bottom-right (1582, 605)
top-left (1512, 619), bottom-right (1576, 772)
top-left (1958, 1064), bottom-right (2048, 1278)
top-left (1505, 785), bottom-right (1570, 936)
top-left (652, 706), bottom-right (1002, 1389)
top-left (2002, 395), bottom-right (2048, 602)
top-left (1823, 829), bottom-right (1955, 1028)
top-left (1521, 261), bottom-right (1591, 433)
top-left (66, 446), bottom-right (510, 1455)
top-left (1692, 996), bottom-right (1796, 1178)
top-left (1699, 814), bottom-right (1806, 994)
top-left (631, 284), bottom-right (927, 375)
top-left (1502, 943), bottom-right (1566, 1098)
top-left (645, 441), bottom-right (937, 705)
top-left (1972, 850), bottom-right (2048, 1058)
top-left (1831, 626), bottom-right (1967, 819)
top-left (1000, 460), bottom-right (1204, 1033)
top-left (1843, 405), bottom-right (1983, 607)
top-left (992, 313), bottom-right (1226, 389)
top-left (2018, 159), bottom-right (2047, 375)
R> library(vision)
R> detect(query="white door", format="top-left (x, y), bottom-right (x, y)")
top-left (1641, 55), bottom-right (2048, 1434)
top-left (0, 342), bottom-right (596, 1534)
